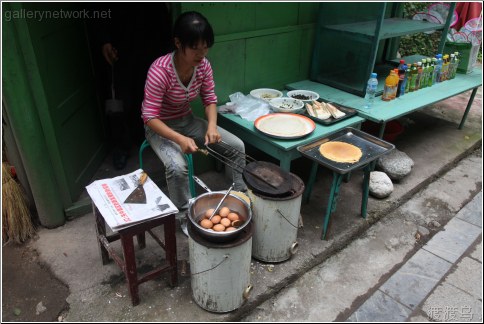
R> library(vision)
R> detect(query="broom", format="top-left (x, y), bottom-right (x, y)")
top-left (2, 162), bottom-right (36, 244)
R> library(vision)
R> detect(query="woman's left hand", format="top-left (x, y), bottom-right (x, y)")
top-left (205, 126), bottom-right (222, 145)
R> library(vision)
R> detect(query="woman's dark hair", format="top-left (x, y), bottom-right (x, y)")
top-left (173, 11), bottom-right (214, 50)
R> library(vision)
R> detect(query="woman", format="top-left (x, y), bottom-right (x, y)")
top-left (141, 11), bottom-right (247, 231)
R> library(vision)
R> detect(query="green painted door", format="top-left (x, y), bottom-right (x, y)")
top-left (3, 2), bottom-right (107, 225)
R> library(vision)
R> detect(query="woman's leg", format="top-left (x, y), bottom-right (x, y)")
top-left (183, 116), bottom-right (247, 192)
top-left (145, 126), bottom-right (190, 212)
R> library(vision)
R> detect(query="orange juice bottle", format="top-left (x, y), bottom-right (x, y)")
top-left (382, 70), bottom-right (398, 101)
top-left (390, 69), bottom-right (399, 99)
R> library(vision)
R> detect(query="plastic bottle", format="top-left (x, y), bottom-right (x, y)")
top-left (409, 63), bottom-right (418, 92)
top-left (442, 54), bottom-right (450, 81)
top-left (427, 58), bottom-right (435, 87)
top-left (423, 60), bottom-right (429, 89)
top-left (449, 53), bottom-right (456, 79)
top-left (396, 60), bottom-right (406, 98)
top-left (435, 54), bottom-right (443, 83)
top-left (382, 70), bottom-right (398, 101)
top-left (404, 64), bottom-right (412, 93)
top-left (391, 69), bottom-right (399, 99)
top-left (399, 65), bottom-right (408, 97)
top-left (420, 60), bottom-right (426, 88)
top-left (431, 57), bottom-right (438, 85)
top-left (364, 72), bottom-right (378, 109)
top-left (453, 52), bottom-right (460, 77)
top-left (415, 61), bottom-right (423, 90)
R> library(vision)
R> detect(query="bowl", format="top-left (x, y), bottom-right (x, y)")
top-left (250, 88), bottom-right (283, 101)
top-left (268, 97), bottom-right (305, 113)
top-left (188, 191), bottom-right (252, 243)
top-left (286, 90), bottom-right (320, 103)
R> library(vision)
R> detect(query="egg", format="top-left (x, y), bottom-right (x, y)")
top-left (205, 208), bottom-right (215, 218)
top-left (211, 215), bottom-right (221, 224)
top-left (227, 212), bottom-right (240, 221)
top-left (220, 218), bottom-right (231, 227)
top-left (213, 224), bottom-right (226, 232)
top-left (200, 219), bottom-right (213, 229)
top-left (219, 207), bottom-right (230, 217)
top-left (231, 220), bottom-right (242, 227)
top-left (225, 227), bottom-right (237, 232)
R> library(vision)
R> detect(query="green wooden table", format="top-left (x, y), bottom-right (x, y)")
top-left (217, 113), bottom-right (365, 171)
top-left (286, 67), bottom-right (482, 138)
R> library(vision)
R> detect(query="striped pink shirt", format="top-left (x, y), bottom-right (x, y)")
top-left (141, 52), bottom-right (218, 122)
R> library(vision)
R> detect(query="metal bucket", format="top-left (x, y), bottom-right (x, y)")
top-left (249, 173), bottom-right (305, 262)
top-left (188, 222), bottom-right (253, 313)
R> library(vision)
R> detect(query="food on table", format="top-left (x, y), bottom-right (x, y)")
top-left (319, 141), bottom-right (363, 163)
top-left (306, 101), bottom-right (346, 120)
top-left (307, 101), bottom-right (331, 119)
top-left (274, 99), bottom-right (299, 110)
top-left (291, 93), bottom-right (311, 100)
top-left (257, 116), bottom-right (308, 137)
top-left (326, 103), bottom-right (346, 118)
top-left (260, 93), bottom-right (278, 99)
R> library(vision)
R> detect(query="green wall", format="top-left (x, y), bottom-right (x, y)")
top-left (175, 2), bottom-right (318, 173)
top-left (178, 2), bottom-right (319, 114)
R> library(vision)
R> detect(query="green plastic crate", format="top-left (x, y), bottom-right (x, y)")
top-left (444, 41), bottom-right (479, 74)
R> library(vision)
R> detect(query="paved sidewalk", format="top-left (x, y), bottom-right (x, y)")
top-left (349, 192), bottom-right (482, 322)
top-left (242, 150), bottom-right (482, 322)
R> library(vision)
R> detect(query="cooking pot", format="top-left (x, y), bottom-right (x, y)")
top-left (188, 191), bottom-right (252, 243)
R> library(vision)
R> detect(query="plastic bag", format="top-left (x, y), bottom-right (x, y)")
top-left (227, 92), bottom-right (271, 121)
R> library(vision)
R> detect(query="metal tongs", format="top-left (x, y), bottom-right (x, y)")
top-left (197, 140), bottom-right (278, 190)
top-left (208, 183), bottom-right (235, 221)
top-left (197, 140), bottom-right (256, 173)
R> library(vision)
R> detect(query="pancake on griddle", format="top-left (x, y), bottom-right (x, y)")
top-left (319, 141), bottom-right (362, 163)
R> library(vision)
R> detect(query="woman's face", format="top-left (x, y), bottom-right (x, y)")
top-left (176, 39), bottom-right (209, 67)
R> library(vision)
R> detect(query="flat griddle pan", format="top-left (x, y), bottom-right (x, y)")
top-left (297, 127), bottom-right (395, 174)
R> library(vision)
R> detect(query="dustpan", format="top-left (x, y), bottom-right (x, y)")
top-left (105, 64), bottom-right (123, 115)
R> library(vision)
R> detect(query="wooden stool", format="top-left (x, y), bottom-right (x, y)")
top-left (93, 204), bottom-right (178, 306)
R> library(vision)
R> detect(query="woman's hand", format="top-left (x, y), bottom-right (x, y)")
top-left (179, 136), bottom-right (199, 154)
top-left (205, 125), bottom-right (221, 145)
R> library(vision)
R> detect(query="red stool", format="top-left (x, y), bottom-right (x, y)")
top-left (93, 204), bottom-right (178, 306)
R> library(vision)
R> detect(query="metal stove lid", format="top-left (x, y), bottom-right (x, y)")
top-left (243, 161), bottom-right (293, 197)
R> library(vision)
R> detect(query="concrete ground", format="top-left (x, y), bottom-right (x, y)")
top-left (242, 153), bottom-right (482, 322)
top-left (1, 84), bottom-right (482, 322)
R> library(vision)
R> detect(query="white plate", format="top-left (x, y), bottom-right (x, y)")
top-left (250, 88), bottom-right (283, 101)
top-left (254, 113), bottom-right (316, 139)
